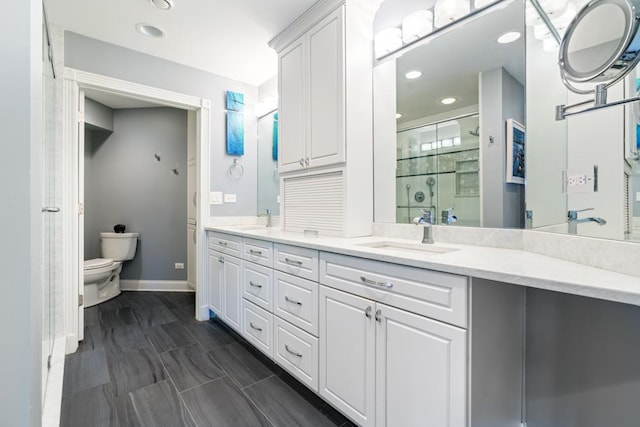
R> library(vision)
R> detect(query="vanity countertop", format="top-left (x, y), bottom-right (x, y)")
top-left (205, 225), bottom-right (640, 307)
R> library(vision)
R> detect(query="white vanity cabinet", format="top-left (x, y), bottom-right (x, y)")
top-left (208, 232), bottom-right (243, 333)
top-left (277, 7), bottom-right (345, 173)
top-left (319, 252), bottom-right (468, 427)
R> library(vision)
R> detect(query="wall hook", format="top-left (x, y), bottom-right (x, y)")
top-left (154, 153), bottom-right (161, 162)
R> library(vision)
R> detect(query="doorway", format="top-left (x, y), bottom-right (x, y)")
top-left (62, 69), bottom-right (211, 353)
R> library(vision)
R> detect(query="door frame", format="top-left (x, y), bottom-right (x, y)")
top-left (62, 68), bottom-right (212, 353)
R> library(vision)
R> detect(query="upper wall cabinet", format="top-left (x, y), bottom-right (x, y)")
top-left (270, 0), bottom-right (376, 237)
top-left (278, 8), bottom-right (345, 173)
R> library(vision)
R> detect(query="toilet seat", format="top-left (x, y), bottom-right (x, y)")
top-left (84, 258), bottom-right (114, 270)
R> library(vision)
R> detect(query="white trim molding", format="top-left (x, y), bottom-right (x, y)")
top-left (62, 68), bottom-right (212, 354)
top-left (120, 280), bottom-right (194, 292)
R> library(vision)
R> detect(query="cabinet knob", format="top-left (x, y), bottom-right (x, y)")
top-left (299, 158), bottom-right (305, 166)
top-left (304, 157), bottom-right (309, 167)
top-left (192, 192), bottom-right (197, 207)
top-left (218, 256), bottom-right (224, 263)
top-left (375, 309), bottom-right (382, 323)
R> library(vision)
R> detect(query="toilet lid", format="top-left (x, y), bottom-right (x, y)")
top-left (84, 258), bottom-right (114, 270)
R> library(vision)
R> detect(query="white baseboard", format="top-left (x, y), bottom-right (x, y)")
top-left (120, 280), bottom-right (194, 292)
top-left (42, 338), bottom-right (66, 427)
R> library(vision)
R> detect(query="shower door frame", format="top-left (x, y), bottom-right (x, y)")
top-left (62, 69), bottom-right (212, 353)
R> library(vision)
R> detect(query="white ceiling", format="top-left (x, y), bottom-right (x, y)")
top-left (45, 0), bottom-right (317, 86)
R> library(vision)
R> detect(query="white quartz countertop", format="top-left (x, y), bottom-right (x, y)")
top-left (205, 225), bottom-right (640, 307)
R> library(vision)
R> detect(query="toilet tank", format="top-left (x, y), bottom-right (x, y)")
top-left (100, 232), bottom-right (139, 261)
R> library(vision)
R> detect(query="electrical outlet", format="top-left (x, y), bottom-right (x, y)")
top-left (277, 195), bottom-right (281, 203)
top-left (174, 262), bottom-right (184, 269)
top-left (636, 192), bottom-right (640, 202)
top-left (224, 193), bottom-right (237, 203)
top-left (566, 171), bottom-right (594, 193)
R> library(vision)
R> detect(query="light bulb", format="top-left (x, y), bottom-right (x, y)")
top-left (375, 28), bottom-right (403, 58)
top-left (434, 0), bottom-right (471, 28)
top-left (525, 0), bottom-right (569, 25)
top-left (402, 10), bottom-right (434, 43)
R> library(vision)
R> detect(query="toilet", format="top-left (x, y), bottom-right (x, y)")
top-left (83, 232), bottom-right (139, 307)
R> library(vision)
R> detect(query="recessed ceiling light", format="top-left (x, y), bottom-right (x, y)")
top-left (149, 0), bottom-right (174, 10)
top-left (440, 97), bottom-right (457, 105)
top-left (136, 23), bottom-right (165, 38)
top-left (405, 70), bottom-right (422, 79)
top-left (497, 31), bottom-right (521, 44)
top-left (396, 113), bottom-right (403, 119)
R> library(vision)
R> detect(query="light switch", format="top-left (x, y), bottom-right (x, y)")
top-left (210, 191), bottom-right (223, 205)
top-left (277, 195), bottom-right (281, 204)
top-left (636, 192), bottom-right (640, 202)
top-left (224, 193), bottom-right (237, 203)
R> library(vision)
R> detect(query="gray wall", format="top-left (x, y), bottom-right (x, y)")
top-left (0, 0), bottom-right (42, 424)
top-left (65, 32), bottom-right (259, 217)
top-left (480, 68), bottom-right (525, 228)
top-left (85, 97), bottom-right (113, 131)
top-left (84, 108), bottom-right (188, 281)
top-left (526, 289), bottom-right (640, 427)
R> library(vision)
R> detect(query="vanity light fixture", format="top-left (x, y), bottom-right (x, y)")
top-left (525, 0), bottom-right (569, 25)
top-left (440, 97), bottom-right (457, 105)
top-left (375, 27), bottom-right (403, 58)
top-left (434, 0), bottom-right (471, 28)
top-left (148, 0), bottom-right (174, 10)
top-left (497, 31), bottom-right (521, 44)
top-left (405, 70), bottom-right (423, 79)
top-left (396, 113), bottom-right (403, 119)
top-left (136, 23), bottom-right (165, 38)
top-left (402, 10), bottom-right (434, 43)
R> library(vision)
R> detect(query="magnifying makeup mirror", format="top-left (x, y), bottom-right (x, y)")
top-left (549, 0), bottom-right (640, 118)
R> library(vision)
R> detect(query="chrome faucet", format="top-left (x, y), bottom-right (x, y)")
top-left (259, 208), bottom-right (272, 228)
top-left (413, 208), bottom-right (434, 244)
top-left (441, 208), bottom-right (458, 225)
top-left (567, 208), bottom-right (606, 234)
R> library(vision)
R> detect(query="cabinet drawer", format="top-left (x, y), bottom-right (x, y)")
top-left (274, 243), bottom-right (319, 282)
top-left (320, 252), bottom-right (468, 328)
top-left (274, 316), bottom-right (318, 392)
top-left (274, 271), bottom-right (318, 336)
top-left (242, 261), bottom-right (273, 312)
top-left (242, 300), bottom-right (273, 358)
top-left (208, 232), bottom-right (242, 257)
top-left (242, 238), bottom-right (273, 268)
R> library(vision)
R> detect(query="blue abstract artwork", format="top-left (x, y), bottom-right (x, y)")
top-left (272, 112), bottom-right (278, 161)
top-left (226, 91), bottom-right (244, 112)
top-left (226, 111), bottom-right (244, 155)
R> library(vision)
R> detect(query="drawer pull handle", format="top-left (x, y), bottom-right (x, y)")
top-left (284, 257), bottom-right (303, 266)
top-left (249, 322), bottom-right (263, 332)
top-left (285, 296), bottom-right (302, 306)
top-left (249, 249), bottom-right (263, 255)
top-left (375, 309), bottom-right (382, 323)
top-left (365, 306), bottom-right (372, 318)
top-left (249, 281), bottom-right (262, 289)
top-left (285, 345), bottom-right (303, 358)
top-left (218, 241), bottom-right (228, 246)
top-left (360, 276), bottom-right (394, 289)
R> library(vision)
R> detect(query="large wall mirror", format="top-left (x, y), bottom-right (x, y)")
top-left (373, 0), bottom-right (526, 228)
top-left (257, 111), bottom-right (280, 216)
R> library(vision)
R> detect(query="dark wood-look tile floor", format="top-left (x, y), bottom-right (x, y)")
top-left (61, 291), bottom-right (355, 427)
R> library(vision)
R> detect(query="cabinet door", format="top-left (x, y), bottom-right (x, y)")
top-left (307, 7), bottom-right (344, 169)
top-left (319, 286), bottom-right (375, 427)
top-left (376, 304), bottom-right (467, 427)
top-left (278, 37), bottom-right (306, 173)
top-left (222, 255), bottom-right (242, 333)
top-left (209, 250), bottom-right (224, 315)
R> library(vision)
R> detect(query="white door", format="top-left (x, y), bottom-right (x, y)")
top-left (375, 304), bottom-right (467, 427)
top-left (187, 223), bottom-right (196, 289)
top-left (278, 37), bottom-right (306, 173)
top-left (209, 250), bottom-right (224, 315)
top-left (307, 7), bottom-right (345, 169)
top-left (319, 286), bottom-right (375, 427)
top-left (222, 255), bottom-right (242, 333)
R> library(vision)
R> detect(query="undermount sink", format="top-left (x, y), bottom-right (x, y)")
top-left (230, 225), bottom-right (268, 231)
top-left (356, 241), bottom-right (459, 255)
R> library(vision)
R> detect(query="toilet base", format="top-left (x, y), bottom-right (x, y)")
top-left (84, 269), bottom-right (122, 308)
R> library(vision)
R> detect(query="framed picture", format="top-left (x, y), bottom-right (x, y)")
top-left (506, 119), bottom-right (525, 184)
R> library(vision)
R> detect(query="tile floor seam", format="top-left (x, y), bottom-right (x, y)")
top-left (237, 380), bottom-right (278, 427)
top-left (157, 350), bottom-right (199, 427)
top-left (240, 372), bottom-right (277, 391)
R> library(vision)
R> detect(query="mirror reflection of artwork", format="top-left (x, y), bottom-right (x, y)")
top-left (272, 112), bottom-right (278, 161)
top-left (506, 119), bottom-right (525, 184)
